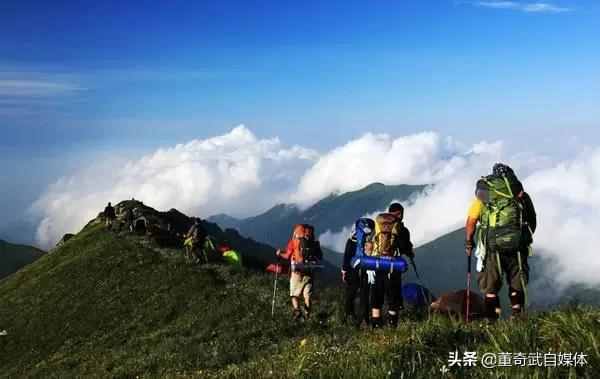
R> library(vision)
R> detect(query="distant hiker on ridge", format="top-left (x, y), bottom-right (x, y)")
top-left (276, 224), bottom-right (323, 321)
top-left (185, 218), bottom-right (209, 264)
top-left (125, 207), bottom-right (135, 233)
top-left (104, 202), bottom-right (116, 230)
top-left (465, 163), bottom-right (537, 321)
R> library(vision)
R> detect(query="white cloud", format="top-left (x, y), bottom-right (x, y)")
top-left (524, 149), bottom-right (600, 286)
top-left (31, 126), bottom-right (600, 292)
top-left (471, 1), bottom-right (571, 13)
top-left (317, 139), bottom-right (505, 252)
top-left (293, 132), bottom-right (470, 206)
top-left (31, 126), bottom-right (317, 248)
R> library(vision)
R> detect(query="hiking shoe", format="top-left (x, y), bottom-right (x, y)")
top-left (293, 309), bottom-right (303, 321)
top-left (302, 306), bottom-right (311, 320)
top-left (371, 317), bottom-right (383, 329)
top-left (509, 312), bottom-right (527, 322)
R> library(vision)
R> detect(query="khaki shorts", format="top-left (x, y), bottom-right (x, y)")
top-left (290, 272), bottom-right (314, 298)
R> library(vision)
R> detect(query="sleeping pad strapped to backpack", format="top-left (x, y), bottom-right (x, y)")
top-left (351, 216), bottom-right (407, 274)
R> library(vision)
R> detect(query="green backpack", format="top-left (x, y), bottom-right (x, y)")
top-left (478, 175), bottom-right (523, 253)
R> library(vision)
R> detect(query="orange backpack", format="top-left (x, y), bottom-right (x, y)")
top-left (289, 224), bottom-right (318, 262)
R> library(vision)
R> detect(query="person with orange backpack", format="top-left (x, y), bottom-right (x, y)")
top-left (276, 224), bottom-right (323, 321)
top-left (369, 203), bottom-right (414, 328)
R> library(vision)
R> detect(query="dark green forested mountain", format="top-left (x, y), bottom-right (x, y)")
top-left (0, 239), bottom-right (45, 279)
top-left (209, 183), bottom-right (426, 250)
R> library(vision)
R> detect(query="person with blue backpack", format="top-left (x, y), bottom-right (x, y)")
top-left (341, 219), bottom-right (375, 327)
top-left (350, 203), bottom-right (414, 328)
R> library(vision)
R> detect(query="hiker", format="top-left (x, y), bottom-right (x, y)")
top-left (276, 224), bottom-right (323, 321)
top-left (369, 203), bottom-right (414, 328)
top-left (465, 163), bottom-right (537, 320)
top-left (219, 244), bottom-right (243, 267)
top-left (125, 208), bottom-right (135, 233)
top-left (104, 202), bottom-right (116, 230)
top-left (342, 219), bottom-right (374, 327)
top-left (185, 218), bottom-right (208, 264)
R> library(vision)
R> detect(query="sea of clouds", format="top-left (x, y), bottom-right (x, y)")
top-left (31, 125), bottom-right (600, 289)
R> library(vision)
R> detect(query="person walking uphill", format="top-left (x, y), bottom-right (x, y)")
top-left (369, 203), bottom-right (414, 328)
top-left (465, 163), bottom-right (537, 321)
top-left (104, 202), bottom-right (116, 230)
top-left (277, 224), bottom-right (323, 321)
top-left (185, 218), bottom-right (209, 264)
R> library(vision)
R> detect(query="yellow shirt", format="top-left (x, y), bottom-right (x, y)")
top-left (467, 198), bottom-right (484, 220)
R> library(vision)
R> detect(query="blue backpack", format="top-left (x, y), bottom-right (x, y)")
top-left (352, 217), bottom-right (409, 273)
top-left (354, 218), bottom-right (375, 258)
top-left (402, 283), bottom-right (435, 307)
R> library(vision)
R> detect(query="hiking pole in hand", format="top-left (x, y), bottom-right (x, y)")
top-left (409, 254), bottom-right (433, 314)
top-left (271, 253), bottom-right (280, 318)
top-left (466, 248), bottom-right (472, 323)
top-left (409, 255), bottom-right (421, 281)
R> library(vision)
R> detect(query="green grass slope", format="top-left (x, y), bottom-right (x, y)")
top-left (1, 222), bottom-right (599, 378)
top-left (0, 239), bottom-right (45, 279)
top-left (0, 223), bottom-right (304, 378)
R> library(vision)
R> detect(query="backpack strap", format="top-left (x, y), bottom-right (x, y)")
top-left (483, 176), bottom-right (514, 200)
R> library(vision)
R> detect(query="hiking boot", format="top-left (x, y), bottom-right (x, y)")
top-left (293, 309), bottom-right (303, 321)
top-left (387, 313), bottom-right (399, 328)
top-left (510, 308), bottom-right (527, 321)
top-left (371, 317), bottom-right (383, 329)
top-left (302, 305), bottom-right (311, 320)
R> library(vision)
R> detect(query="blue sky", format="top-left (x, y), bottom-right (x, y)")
top-left (1, 0), bottom-right (599, 243)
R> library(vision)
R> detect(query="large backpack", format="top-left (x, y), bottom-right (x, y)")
top-left (292, 224), bottom-right (320, 263)
top-left (354, 218), bottom-right (375, 257)
top-left (479, 174), bottom-right (523, 253)
top-left (372, 213), bottom-right (400, 257)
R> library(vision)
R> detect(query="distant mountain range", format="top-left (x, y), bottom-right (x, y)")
top-left (0, 239), bottom-right (45, 279)
top-left (209, 183), bottom-right (426, 250)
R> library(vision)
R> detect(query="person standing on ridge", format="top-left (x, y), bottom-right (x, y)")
top-left (104, 202), bottom-right (116, 230)
top-left (185, 218), bottom-right (208, 264)
top-left (465, 163), bottom-right (537, 321)
top-left (125, 207), bottom-right (135, 233)
top-left (369, 203), bottom-right (414, 328)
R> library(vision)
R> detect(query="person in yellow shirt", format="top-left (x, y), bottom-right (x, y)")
top-left (465, 164), bottom-right (537, 321)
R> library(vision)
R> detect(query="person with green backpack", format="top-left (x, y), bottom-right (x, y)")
top-left (465, 163), bottom-right (537, 320)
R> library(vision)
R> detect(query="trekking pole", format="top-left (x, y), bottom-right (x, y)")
top-left (466, 250), bottom-right (472, 323)
top-left (271, 259), bottom-right (280, 318)
top-left (517, 251), bottom-right (528, 313)
top-left (409, 256), bottom-right (433, 315)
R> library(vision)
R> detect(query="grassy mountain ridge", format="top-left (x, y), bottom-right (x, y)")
top-left (0, 222), bottom-right (598, 377)
top-left (0, 223), bottom-right (303, 377)
top-left (0, 239), bottom-right (45, 279)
